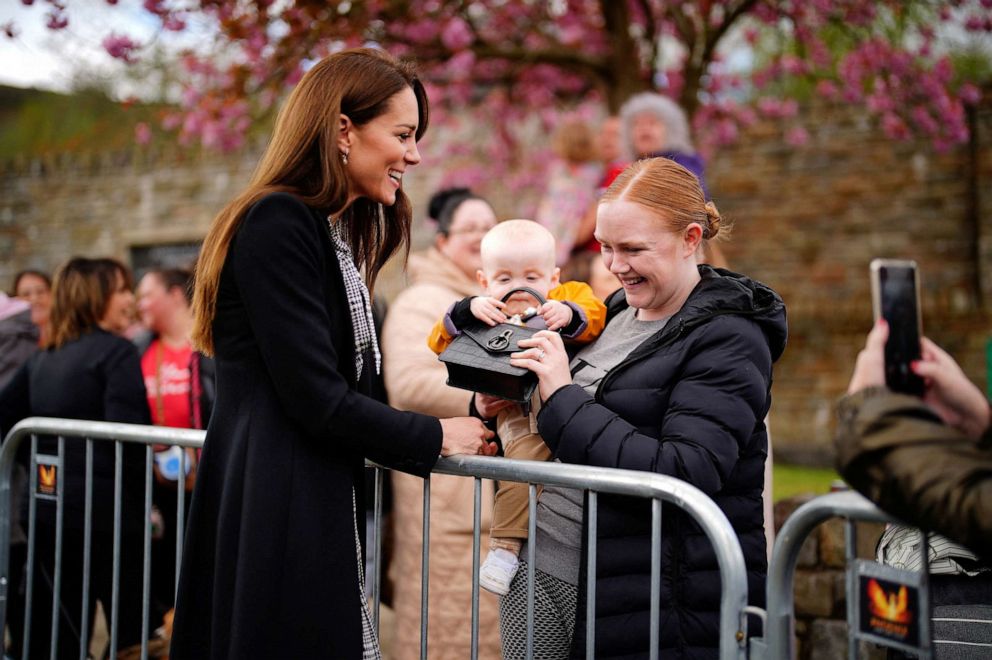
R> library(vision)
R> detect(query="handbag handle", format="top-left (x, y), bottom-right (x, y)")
top-left (499, 287), bottom-right (547, 306)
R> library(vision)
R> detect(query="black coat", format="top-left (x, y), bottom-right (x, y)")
top-left (537, 266), bottom-right (787, 660)
top-left (170, 193), bottom-right (443, 659)
top-left (0, 329), bottom-right (150, 533)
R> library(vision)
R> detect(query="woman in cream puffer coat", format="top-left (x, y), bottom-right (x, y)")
top-left (381, 189), bottom-right (501, 660)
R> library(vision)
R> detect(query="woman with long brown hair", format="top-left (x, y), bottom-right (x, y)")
top-left (170, 48), bottom-right (495, 659)
top-left (0, 256), bottom-right (148, 659)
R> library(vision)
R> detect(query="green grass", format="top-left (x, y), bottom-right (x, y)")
top-left (772, 462), bottom-right (841, 502)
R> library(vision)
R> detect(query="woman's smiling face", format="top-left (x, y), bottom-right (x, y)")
top-left (595, 199), bottom-right (700, 321)
top-left (100, 271), bottom-right (136, 335)
top-left (343, 86), bottom-right (422, 207)
top-left (15, 272), bottom-right (52, 327)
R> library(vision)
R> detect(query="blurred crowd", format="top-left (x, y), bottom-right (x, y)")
top-left (0, 260), bottom-right (212, 657)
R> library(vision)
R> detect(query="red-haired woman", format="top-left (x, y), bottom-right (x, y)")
top-left (502, 158), bottom-right (786, 659)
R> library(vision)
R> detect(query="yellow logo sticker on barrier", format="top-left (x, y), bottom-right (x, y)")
top-left (858, 573), bottom-right (920, 649)
top-left (37, 463), bottom-right (57, 496)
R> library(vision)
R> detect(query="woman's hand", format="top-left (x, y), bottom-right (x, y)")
top-left (474, 392), bottom-right (514, 419)
top-left (511, 330), bottom-right (573, 400)
top-left (846, 319), bottom-right (887, 394)
top-left (913, 337), bottom-right (991, 439)
top-left (439, 417), bottom-right (498, 456)
top-left (848, 321), bottom-right (991, 439)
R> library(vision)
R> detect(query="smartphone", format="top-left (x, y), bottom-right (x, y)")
top-left (870, 259), bottom-right (924, 396)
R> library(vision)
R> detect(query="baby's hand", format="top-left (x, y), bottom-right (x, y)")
top-left (539, 300), bottom-right (572, 331)
top-left (470, 296), bottom-right (508, 326)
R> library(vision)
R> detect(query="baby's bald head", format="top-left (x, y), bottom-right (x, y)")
top-left (480, 220), bottom-right (557, 275)
top-left (478, 219), bottom-right (561, 304)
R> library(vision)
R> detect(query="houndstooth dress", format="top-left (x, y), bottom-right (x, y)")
top-left (354, 489), bottom-right (381, 660)
top-left (329, 218), bottom-right (382, 659)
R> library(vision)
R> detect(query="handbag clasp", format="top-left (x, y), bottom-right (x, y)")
top-left (486, 329), bottom-right (514, 351)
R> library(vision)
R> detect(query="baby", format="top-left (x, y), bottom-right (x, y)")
top-left (427, 219), bottom-right (606, 594)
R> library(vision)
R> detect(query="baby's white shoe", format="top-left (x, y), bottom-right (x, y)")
top-left (479, 548), bottom-right (520, 596)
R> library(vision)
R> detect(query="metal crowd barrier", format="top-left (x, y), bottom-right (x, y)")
top-left (751, 490), bottom-right (932, 660)
top-left (0, 417), bottom-right (203, 660)
top-left (373, 455), bottom-right (752, 660)
top-left (2, 417), bottom-right (752, 660)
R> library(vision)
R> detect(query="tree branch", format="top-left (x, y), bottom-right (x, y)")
top-left (664, 2), bottom-right (696, 52)
top-left (636, 0), bottom-right (658, 46)
top-left (471, 43), bottom-right (609, 77)
top-left (702, 0), bottom-right (763, 63)
top-left (636, 0), bottom-right (661, 78)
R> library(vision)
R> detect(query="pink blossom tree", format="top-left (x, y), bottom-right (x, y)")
top-left (8, 0), bottom-right (989, 173)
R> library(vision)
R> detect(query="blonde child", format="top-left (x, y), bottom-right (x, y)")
top-left (535, 119), bottom-right (604, 265)
top-left (427, 220), bottom-right (606, 594)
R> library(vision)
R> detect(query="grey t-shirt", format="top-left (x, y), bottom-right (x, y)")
top-left (528, 307), bottom-right (669, 584)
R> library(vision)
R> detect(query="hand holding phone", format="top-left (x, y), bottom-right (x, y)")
top-left (914, 337), bottom-right (991, 438)
top-left (870, 259), bottom-right (924, 396)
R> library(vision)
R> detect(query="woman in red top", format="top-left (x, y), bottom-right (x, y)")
top-left (135, 267), bottom-right (214, 629)
top-left (136, 268), bottom-right (213, 432)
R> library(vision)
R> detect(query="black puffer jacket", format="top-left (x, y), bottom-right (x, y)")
top-left (537, 265), bottom-right (787, 659)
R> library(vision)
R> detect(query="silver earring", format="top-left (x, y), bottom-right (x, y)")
top-left (340, 150), bottom-right (349, 165)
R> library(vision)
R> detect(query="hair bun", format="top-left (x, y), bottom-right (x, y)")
top-left (703, 201), bottom-right (721, 239)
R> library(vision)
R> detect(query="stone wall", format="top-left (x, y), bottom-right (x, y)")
top-left (0, 148), bottom-right (256, 281)
top-left (706, 99), bottom-right (992, 463)
top-left (0, 144), bottom-right (456, 304)
top-left (1, 98), bottom-right (989, 464)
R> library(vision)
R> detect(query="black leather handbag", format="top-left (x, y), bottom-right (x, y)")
top-left (438, 287), bottom-right (546, 404)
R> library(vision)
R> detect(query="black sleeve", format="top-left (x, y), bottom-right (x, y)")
top-left (449, 296), bottom-right (476, 331)
top-left (0, 360), bottom-right (31, 439)
top-left (836, 389), bottom-right (992, 559)
top-left (232, 194), bottom-right (441, 475)
top-left (100, 339), bottom-right (153, 491)
top-left (559, 302), bottom-right (584, 338)
top-left (101, 339), bottom-right (152, 426)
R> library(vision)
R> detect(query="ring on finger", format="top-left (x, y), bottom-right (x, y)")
top-left (536, 348), bottom-right (546, 361)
